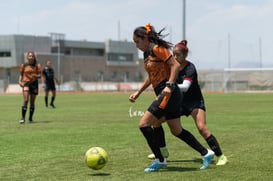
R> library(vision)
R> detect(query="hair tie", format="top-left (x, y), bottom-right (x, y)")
top-left (145, 23), bottom-right (152, 34)
top-left (175, 41), bottom-right (188, 52)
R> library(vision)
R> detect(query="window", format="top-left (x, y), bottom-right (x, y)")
top-left (0, 51), bottom-right (11, 57)
top-left (107, 53), bottom-right (133, 62)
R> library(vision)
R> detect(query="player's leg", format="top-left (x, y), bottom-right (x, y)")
top-left (44, 89), bottom-right (49, 108)
top-left (29, 94), bottom-right (36, 123)
top-left (148, 118), bottom-right (169, 159)
top-left (139, 111), bottom-right (166, 172)
top-left (166, 118), bottom-right (214, 169)
top-left (20, 87), bottom-right (29, 124)
top-left (50, 90), bottom-right (56, 108)
top-left (191, 108), bottom-right (228, 165)
top-left (28, 83), bottom-right (38, 123)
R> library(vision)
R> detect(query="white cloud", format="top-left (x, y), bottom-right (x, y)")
top-left (1, 0), bottom-right (273, 68)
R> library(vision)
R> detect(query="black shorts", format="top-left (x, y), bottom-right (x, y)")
top-left (24, 81), bottom-right (39, 95)
top-left (44, 83), bottom-right (56, 91)
top-left (148, 82), bottom-right (182, 120)
top-left (180, 99), bottom-right (206, 117)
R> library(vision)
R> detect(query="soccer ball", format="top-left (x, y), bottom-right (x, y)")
top-left (85, 147), bottom-right (108, 170)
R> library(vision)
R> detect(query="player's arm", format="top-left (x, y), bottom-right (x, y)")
top-left (129, 75), bottom-right (151, 102)
top-left (153, 46), bottom-right (180, 94)
top-left (161, 56), bottom-right (180, 96)
top-left (137, 75), bottom-right (151, 94)
top-left (178, 79), bottom-right (192, 92)
top-left (18, 64), bottom-right (24, 87)
top-left (33, 64), bottom-right (41, 80)
top-left (54, 76), bottom-right (60, 85)
top-left (41, 70), bottom-right (45, 84)
top-left (18, 74), bottom-right (24, 87)
top-left (166, 56), bottom-right (180, 84)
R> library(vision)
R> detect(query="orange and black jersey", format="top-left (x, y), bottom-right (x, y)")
top-left (20, 63), bottom-right (41, 83)
top-left (143, 44), bottom-right (172, 88)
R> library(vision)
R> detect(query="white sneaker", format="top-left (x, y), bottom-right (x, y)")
top-left (147, 147), bottom-right (169, 159)
top-left (19, 119), bottom-right (25, 124)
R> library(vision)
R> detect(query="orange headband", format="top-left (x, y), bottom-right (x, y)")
top-left (145, 23), bottom-right (152, 34)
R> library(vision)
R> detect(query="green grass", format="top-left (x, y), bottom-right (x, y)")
top-left (0, 92), bottom-right (273, 181)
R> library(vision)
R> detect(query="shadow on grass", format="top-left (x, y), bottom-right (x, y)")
top-left (29, 120), bottom-right (52, 124)
top-left (168, 158), bottom-right (216, 165)
top-left (88, 173), bottom-right (111, 176)
top-left (162, 166), bottom-right (198, 172)
top-left (161, 158), bottom-right (216, 172)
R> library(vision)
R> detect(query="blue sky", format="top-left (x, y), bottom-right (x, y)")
top-left (1, 0), bottom-right (273, 69)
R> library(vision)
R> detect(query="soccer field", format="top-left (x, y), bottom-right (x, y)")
top-left (0, 92), bottom-right (272, 181)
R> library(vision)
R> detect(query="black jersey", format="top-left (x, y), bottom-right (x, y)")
top-left (177, 61), bottom-right (205, 116)
top-left (42, 67), bottom-right (55, 85)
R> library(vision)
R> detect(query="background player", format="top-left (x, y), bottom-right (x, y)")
top-left (18, 51), bottom-right (41, 123)
top-left (41, 60), bottom-right (60, 108)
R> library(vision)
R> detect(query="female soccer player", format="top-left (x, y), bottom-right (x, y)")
top-left (173, 40), bottom-right (228, 165)
top-left (129, 24), bottom-right (214, 172)
top-left (18, 51), bottom-right (41, 123)
top-left (42, 60), bottom-right (60, 108)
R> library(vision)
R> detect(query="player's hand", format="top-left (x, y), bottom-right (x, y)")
top-left (129, 91), bottom-right (140, 103)
top-left (19, 81), bottom-right (24, 87)
top-left (161, 86), bottom-right (172, 96)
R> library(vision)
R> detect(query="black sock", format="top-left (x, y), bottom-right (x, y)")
top-left (50, 96), bottom-right (55, 105)
top-left (206, 134), bottom-right (222, 157)
top-left (154, 125), bottom-right (166, 148)
top-left (176, 129), bottom-right (208, 156)
top-left (29, 106), bottom-right (35, 121)
top-left (45, 96), bottom-right (48, 106)
top-left (140, 127), bottom-right (164, 162)
top-left (21, 105), bottom-right (27, 119)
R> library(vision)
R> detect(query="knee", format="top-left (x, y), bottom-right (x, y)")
top-left (170, 127), bottom-right (182, 136)
top-left (139, 121), bottom-right (150, 128)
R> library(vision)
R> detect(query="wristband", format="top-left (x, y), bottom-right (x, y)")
top-left (166, 82), bottom-right (176, 91)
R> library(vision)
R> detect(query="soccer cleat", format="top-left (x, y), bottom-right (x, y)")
top-left (216, 155), bottom-right (228, 166)
top-left (19, 119), bottom-right (25, 124)
top-left (144, 159), bottom-right (167, 172)
top-left (147, 147), bottom-right (169, 159)
top-left (29, 120), bottom-right (33, 123)
top-left (50, 103), bottom-right (56, 108)
top-left (200, 149), bottom-right (214, 170)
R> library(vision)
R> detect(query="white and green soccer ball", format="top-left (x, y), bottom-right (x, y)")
top-left (85, 147), bottom-right (108, 170)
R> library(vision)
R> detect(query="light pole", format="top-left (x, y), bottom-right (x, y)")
top-left (57, 41), bottom-right (60, 80)
top-left (182, 0), bottom-right (186, 40)
top-left (259, 37), bottom-right (263, 68)
top-left (49, 33), bottom-right (65, 83)
top-left (228, 33), bottom-right (231, 68)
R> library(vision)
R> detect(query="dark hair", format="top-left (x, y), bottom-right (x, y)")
top-left (174, 40), bottom-right (188, 54)
top-left (133, 24), bottom-right (172, 49)
top-left (27, 51), bottom-right (37, 65)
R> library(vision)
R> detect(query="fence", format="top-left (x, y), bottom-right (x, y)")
top-left (199, 68), bottom-right (273, 93)
top-left (3, 68), bottom-right (273, 93)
